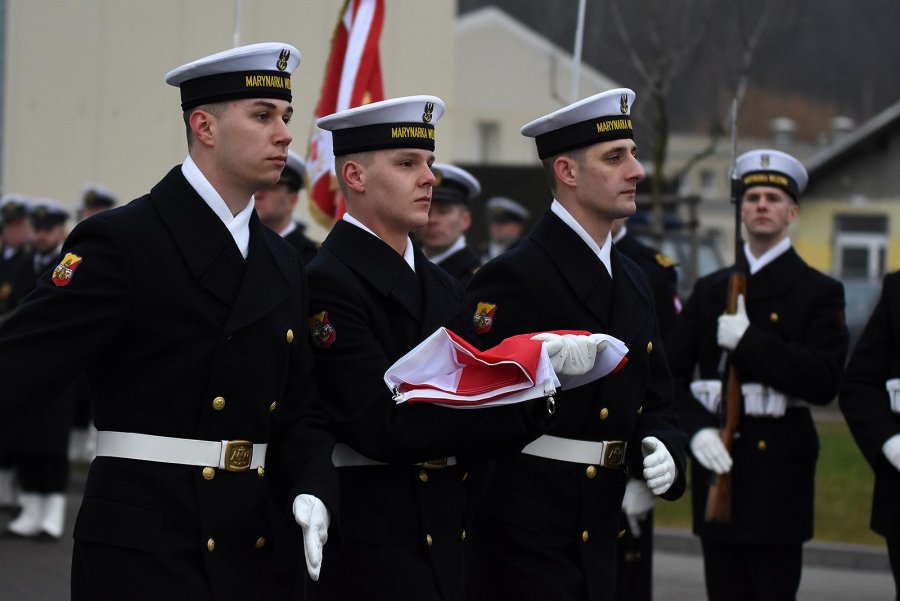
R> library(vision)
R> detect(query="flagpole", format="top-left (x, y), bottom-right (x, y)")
top-left (570, 0), bottom-right (587, 103)
top-left (233, 0), bottom-right (242, 47)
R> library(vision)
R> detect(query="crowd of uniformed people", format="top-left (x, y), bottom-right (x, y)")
top-left (0, 39), bottom-right (897, 601)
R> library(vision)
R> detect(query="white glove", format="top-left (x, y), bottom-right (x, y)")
top-left (531, 333), bottom-right (607, 376)
top-left (621, 477), bottom-right (656, 537)
top-left (717, 294), bottom-right (750, 350)
top-left (690, 428), bottom-right (733, 475)
top-left (292, 494), bottom-right (330, 581)
top-left (883, 434), bottom-right (900, 472)
top-left (641, 436), bottom-right (677, 496)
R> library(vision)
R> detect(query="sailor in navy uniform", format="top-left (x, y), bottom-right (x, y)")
top-left (611, 217), bottom-right (681, 601)
top-left (255, 148), bottom-right (319, 264)
top-left (466, 88), bottom-right (687, 601)
top-left (418, 162), bottom-right (481, 286)
top-left (4, 200), bottom-right (76, 540)
top-left (665, 149), bottom-right (848, 601)
top-left (480, 195), bottom-right (529, 263)
top-left (307, 95), bottom-right (599, 601)
top-left (0, 43), bottom-right (338, 600)
top-left (840, 271), bottom-right (900, 598)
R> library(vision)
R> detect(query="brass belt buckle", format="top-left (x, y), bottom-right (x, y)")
top-left (602, 441), bottom-right (626, 469)
top-left (223, 440), bottom-right (253, 472)
top-left (421, 458), bottom-right (448, 469)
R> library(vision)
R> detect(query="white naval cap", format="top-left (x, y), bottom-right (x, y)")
top-left (29, 198), bottom-right (70, 228)
top-left (316, 95), bottom-right (445, 156)
top-left (735, 149), bottom-right (808, 200)
top-left (80, 184), bottom-right (117, 210)
top-left (279, 149), bottom-right (306, 192)
top-left (0, 194), bottom-right (31, 223)
top-left (431, 163), bottom-right (481, 207)
top-left (521, 88), bottom-right (636, 159)
top-left (165, 42), bottom-right (301, 111)
top-left (486, 196), bottom-right (530, 223)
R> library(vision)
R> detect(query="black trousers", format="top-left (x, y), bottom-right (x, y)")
top-left (614, 510), bottom-right (653, 601)
top-left (700, 538), bottom-right (802, 601)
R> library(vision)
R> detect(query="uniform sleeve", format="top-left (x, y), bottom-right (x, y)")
top-left (733, 277), bottom-right (848, 404)
top-left (0, 215), bottom-right (130, 447)
top-left (840, 274), bottom-right (900, 467)
top-left (307, 264), bottom-right (544, 465)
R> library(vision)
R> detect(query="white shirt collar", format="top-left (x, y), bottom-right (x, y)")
top-left (427, 235), bottom-right (467, 265)
top-left (551, 200), bottom-right (613, 278)
top-left (279, 221), bottom-right (297, 238)
top-left (744, 236), bottom-right (792, 275)
top-left (612, 224), bottom-right (627, 244)
top-left (342, 212), bottom-right (416, 272)
top-left (181, 156), bottom-right (253, 259)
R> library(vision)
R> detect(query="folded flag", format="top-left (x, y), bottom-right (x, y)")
top-left (385, 328), bottom-right (628, 408)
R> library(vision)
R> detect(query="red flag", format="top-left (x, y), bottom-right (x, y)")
top-left (306, 0), bottom-right (385, 228)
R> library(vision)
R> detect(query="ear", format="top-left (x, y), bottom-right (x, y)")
top-left (460, 209), bottom-right (472, 232)
top-left (341, 159), bottom-right (366, 194)
top-left (189, 109), bottom-right (216, 148)
top-left (553, 155), bottom-right (578, 189)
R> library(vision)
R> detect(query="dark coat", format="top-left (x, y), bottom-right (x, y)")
top-left (435, 245), bottom-right (480, 288)
top-left (0, 167), bottom-right (338, 601)
top-left (840, 270), bottom-right (900, 539)
top-left (464, 210), bottom-right (687, 601)
top-left (665, 247), bottom-right (847, 544)
top-left (0, 245), bottom-right (33, 315)
top-left (306, 220), bottom-right (554, 601)
top-left (283, 225), bottom-right (319, 265)
top-left (614, 231), bottom-right (679, 338)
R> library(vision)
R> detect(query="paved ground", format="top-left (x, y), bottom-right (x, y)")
top-left (0, 491), bottom-right (894, 600)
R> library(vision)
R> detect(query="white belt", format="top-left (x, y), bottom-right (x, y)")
top-left (331, 443), bottom-right (457, 469)
top-left (522, 435), bottom-right (627, 468)
top-left (96, 431), bottom-right (266, 472)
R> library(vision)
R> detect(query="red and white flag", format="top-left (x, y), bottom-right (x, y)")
top-left (385, 328), bottom-right (629, 409)
top-left (306, 0), bottom-right (385, 227)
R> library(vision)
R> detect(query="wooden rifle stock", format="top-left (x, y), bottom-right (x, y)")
top-left (704, 271), bottom-right (746, 523)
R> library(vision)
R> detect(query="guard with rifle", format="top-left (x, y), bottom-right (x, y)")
top-left (664, 149), bottom-right (848, 601)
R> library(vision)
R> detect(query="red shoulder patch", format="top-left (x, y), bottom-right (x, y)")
top-left (308, 311), bottom-right (337, 348)
top-left (473, 302), bottom-right (497, 334)
top-left (51, 253), bottom-right (82, 287)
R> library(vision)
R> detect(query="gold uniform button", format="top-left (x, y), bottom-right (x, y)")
top-left (257, 467), bottom-right (265, 478)
top-left (758, 440), bottom-right (767, 451)
top-left (212, 396), bottom-right (225, 411)
top-left (582, 530), bottom-right (590, 543)
top-left (460, 529), bottom-right (467, 541)
top-left (255, 537), bottom-right (266, 549)
top-left (770, 312), bottom-right (779, 323)
top-left (418, 470), bottom-right (429, 483)
top-left (426, 534), bottom-right (433, 546)
top-left (646, 341), bottom-right (653, 353)
top-left (286, 329), bottom-right (294, 343)
top-left (269, 402), bottom-right (277, 413)
top-left (202, 467), bottom-right (215, 480)
top-left (618, 529), bottom-right (627, 539)
top-left (207, 538), bottom-right (216, 552)
top-left (585, 465), bottom-right (597, 479)
top-left (599, 407), bottom-right (609, 421)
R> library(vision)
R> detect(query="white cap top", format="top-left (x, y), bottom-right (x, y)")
top-left (735, 149), bottom-right (808, 199)
top-left (521, 88), bottom-right (636, 159)
top-left (317, 95), bottom-right (444, 155)
top-left (431, 163), bottom-right (481, 206)
top-left (165, 42), bottom-right (301, 110)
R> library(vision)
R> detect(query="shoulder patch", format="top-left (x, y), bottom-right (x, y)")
top-left (51, 253), bottom-right (83, 287)
top-left (654, 252), bottom-right (678, 268)
top-left (308, 311), bottom-right (337, 348)
top-left (473, 302), bottom-right (497, 334)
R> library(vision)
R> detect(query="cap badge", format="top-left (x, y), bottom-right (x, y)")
top-left (760, 154), bottom-right (770, 168)
top-left (309, 311), bottom-right (337, 348)
top-left (473, 302), bottom-right (497, 335)
top-left (433, 168), bottom-right (444, 186)
top-left (51, 252), bottom-right (82, 287)
top-left (620, 94), bottom-right (629, 114)
top-left (423, 102), bottom-right (434, 124)
top-left (276, 49), bottom-right (290, 72)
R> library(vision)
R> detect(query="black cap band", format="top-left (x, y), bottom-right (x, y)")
top-left (331, 122), bottom-right (435, 156)
top-left (279, 166), bottom-right (303, 191)
top-left (535, 115), bottom-right (634, 159)
top-left (432, 180), bottom-right (470, 206)
top-left (741, 170), bottom-right (800, 200)
top-left (179, 70), bottom-right (292, 111)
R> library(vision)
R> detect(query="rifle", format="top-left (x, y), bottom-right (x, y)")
top-left (704, 99), bottom-right (746, 523)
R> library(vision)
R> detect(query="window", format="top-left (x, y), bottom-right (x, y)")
top-left (833, 214), bottom-right (888, 280)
